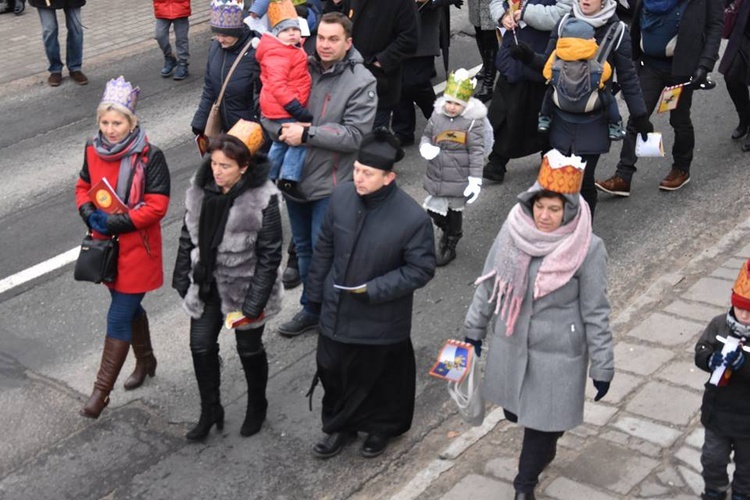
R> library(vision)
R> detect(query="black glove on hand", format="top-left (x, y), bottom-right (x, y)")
top-left (284, 99), bottom-right (314, 123)
top-left (509, 42), bottom-right (535, 65)
top-left (632, 114), bottom-right (654, 141)
top-left (593, 380), bottom-right (610, 402)
top-left (192, 126), bottom-right (203, 136)
top-left (690, 66), bottom-right (708, 89)
top-left (464, 337), bottom-right (483, 357)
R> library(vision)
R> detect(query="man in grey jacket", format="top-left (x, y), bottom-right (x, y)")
top-left (276, 11), bottom-right (377, 337)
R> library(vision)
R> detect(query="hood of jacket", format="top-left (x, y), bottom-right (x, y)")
top-left (556, 37), bottom-right (598, 61)
top-left (433, 96), bottom-right (488, 121)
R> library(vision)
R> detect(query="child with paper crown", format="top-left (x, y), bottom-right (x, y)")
top-left (419, 68), bottom-right (490, 267)
top-left (538, 17), bottom-right (624, 141)
top-left (695, 259), bottom-right (750, 500)
top-left (256, 0), bottom-right (312, 198)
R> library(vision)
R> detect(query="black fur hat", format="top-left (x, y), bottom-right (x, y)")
top-left (356, 127), bottom-right (405, 171)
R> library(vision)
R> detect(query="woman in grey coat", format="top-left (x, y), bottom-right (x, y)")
top-left (463, 150), bottom-right (614, 500)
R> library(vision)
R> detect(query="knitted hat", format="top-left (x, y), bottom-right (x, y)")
top-left (210, 0), bottom-right (245, 37)
top-left (561, 18), bottom-right (595, 40)
top-left (228, 119), bottom-right (265, 156)
top-left (101, 76), bottom-right (140, 113)
top-left (732, 259), bottom-right (750, 310)
top-left (537, 149), bottom-right (586, 195)
top-left (272, 18), bottom-right (300, 36)
top-left (444, 68), bottom-right (476, 106)
top-left (356, 128), bottom-right (405, 172)
top-left (268, 0), bottom-right (298, 32)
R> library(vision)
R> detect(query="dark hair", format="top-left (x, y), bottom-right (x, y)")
top-left (208, 134), bottom-right (251, 168)
top-left (532, 190), bottom-right (566, 205)
top-left (319, 12), bottom-right (352, 38)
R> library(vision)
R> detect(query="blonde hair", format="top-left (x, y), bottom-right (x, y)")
top-left (96, 102), bottom-right (137, 128)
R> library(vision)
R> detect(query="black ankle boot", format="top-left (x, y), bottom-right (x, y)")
top-left (732, 121), bottom-right (750, 140)
top-left (186, 350), bottom-right (224, 441)
top-left (239, 350), bottom-right (268, 437)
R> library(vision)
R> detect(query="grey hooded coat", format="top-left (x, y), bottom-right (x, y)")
top-left (463, 228), bottom-right (614, 432)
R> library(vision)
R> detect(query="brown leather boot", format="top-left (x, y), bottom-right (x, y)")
top-left (80, 337), bottom-right (129, 419)
top-left (123, 312), bottom-right (157, 390)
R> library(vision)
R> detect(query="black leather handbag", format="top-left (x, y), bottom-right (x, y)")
top-left (74, 232), bottom-right (119, 284)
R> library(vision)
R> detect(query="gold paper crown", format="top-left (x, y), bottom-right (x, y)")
top-left (732, 259), bottom-right (750, 309)
top-left (537, 149), bottom-right (586, 194)
top-left (101, 76), bottom-right (140, 113)
top-left (444, 69), bottom-right (475, 105)
top-left (228, 119), bottom-right (265, 156)
top-left (268, 0), bottom-right (298, 28)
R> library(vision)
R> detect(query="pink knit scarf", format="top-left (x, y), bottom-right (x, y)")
top-left (475, 198), bottom-right (592, 335)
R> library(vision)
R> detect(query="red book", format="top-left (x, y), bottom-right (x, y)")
top-left (88, 178), bottom-right (128, 214)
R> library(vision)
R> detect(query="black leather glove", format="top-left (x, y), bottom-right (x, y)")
top-left (284, 99), bottom-right (314, 123)
top-left (593, 380), bottom-right (610, 401)
top-left (689, 66), bottom-right (708, 89)
top-left (508, 42), bottom-right (535, 65)
top-left (632, 114), bottom-right (654, 141)
top-left (464, 337), bottom-right (483, 357)
top-left (192, 126), bottom-right (203, 136)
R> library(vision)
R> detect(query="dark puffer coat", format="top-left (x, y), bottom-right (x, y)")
top-left (191, 28), bottom-right (262, 134)
top-left (306, 182), bottom-right (436, 346)
top-left (695, 314), bottom-right (750, 438)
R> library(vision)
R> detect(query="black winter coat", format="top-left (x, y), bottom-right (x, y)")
top-left (630, 0), bottom-right (724, 77)
top-left (718, 0), bottom-right (750, 76)
top-left (29, 0), bottom-right (85, 8)
top-left (325, 0), bottom-right (420, 108)
top-left (191, 29), bottom-right (262, 134)
top-left (695, 314), bottom-right (750, 437)
top-left (546, 16), bottom-right (647, 155)
top-left (307, 182), bottom-right (436, 345)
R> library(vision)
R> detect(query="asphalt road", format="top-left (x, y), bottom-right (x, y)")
top-left (0, 25), bottom-right (748, 500)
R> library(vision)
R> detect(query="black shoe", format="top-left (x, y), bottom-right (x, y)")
top-left (732, 122), bottom-right (750, 140)
top-left (161, 55), bottom-right (177, 77)
top-left (173, 61), bottom-right (189, 81)
top-left (361, 434), bottom-right (389, 458)
top-left (14, 0), bottom-right (24, 14)
top-left (278, 309), bottom-right (319, 337)
top-left (514, 491), bottom-right (536, 500)
top-left (313, 431), bottom-right (357, 459)
top-left (395, 135), bottom-right (415, 147)
top-left (282, 265), bottom-right (301, 289)
top-left (482, 165), bottom-right (505, 183)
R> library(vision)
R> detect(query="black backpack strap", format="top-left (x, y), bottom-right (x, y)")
top-left (595, 21), bottom-right (625, 66)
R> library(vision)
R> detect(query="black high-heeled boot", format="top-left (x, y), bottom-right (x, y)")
top-left (239, 350), bottom-right (269, 437)
top-left (186, 350), bottom-right (224, 441)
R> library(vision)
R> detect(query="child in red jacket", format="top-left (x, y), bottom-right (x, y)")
top-left (256, 0), bottom-right (312, 196)
top-left (153, 0), bottom-right (191, 80)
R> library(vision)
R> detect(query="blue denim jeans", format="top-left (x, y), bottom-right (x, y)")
top-left (155, 17), bottom-right (190, 62)
top-left (267, 118), bottom-right (307, 182)
top-left (106, 290), bottom-right (146, 342)
top-left (284, 195), bottom-right (330, 307)
top-left (37, 7), bottom-right (83, 73)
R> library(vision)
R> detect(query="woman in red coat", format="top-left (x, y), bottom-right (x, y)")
top-left (75, 76), bottom-right (171, 419)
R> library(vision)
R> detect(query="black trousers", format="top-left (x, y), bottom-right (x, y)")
top-left (505, 410), bottom-right (564, 493)
top-left (615, 61), bottom-right (695, 181)
top-left (702, 427), bottom-right (750, 495)
top-left (392, 56), bottom-right (437, 141)
top-left (724, 34), bottom-right (750, 126)
top-left (189, 286), bottom-right (264, 357)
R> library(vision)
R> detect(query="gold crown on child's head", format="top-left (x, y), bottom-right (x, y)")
top-left (101, 76), bottom-right (140, 113)
top-left (444, 68), bottom-right (476, 105)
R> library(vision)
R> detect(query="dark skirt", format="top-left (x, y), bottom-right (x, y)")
top-left (316, 335), bottom-right (416, 437)
top-left (487, 73), bottom-right (549, 159)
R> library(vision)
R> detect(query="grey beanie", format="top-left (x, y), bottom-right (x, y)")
top-left (272, 18), bottom-right (300, 37)
top-left (561, 18), bottom-right (595, 40)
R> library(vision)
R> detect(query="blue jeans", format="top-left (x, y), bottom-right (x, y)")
top-left (37, 7), bottom-right (83, 73)
top-left (155, 17), bottom-right (190, 62)
top-left (267, 118), bottom-right (307, 181)
top-left (284, 195), bottom-right (330, 307)
top-left (106, 290), bottom-right (146, 342)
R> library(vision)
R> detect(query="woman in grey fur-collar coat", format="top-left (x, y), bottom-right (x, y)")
top-left (172, 134), bottom-right (283, 441)
top-left (463, 157), bottom-right (614, 498)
